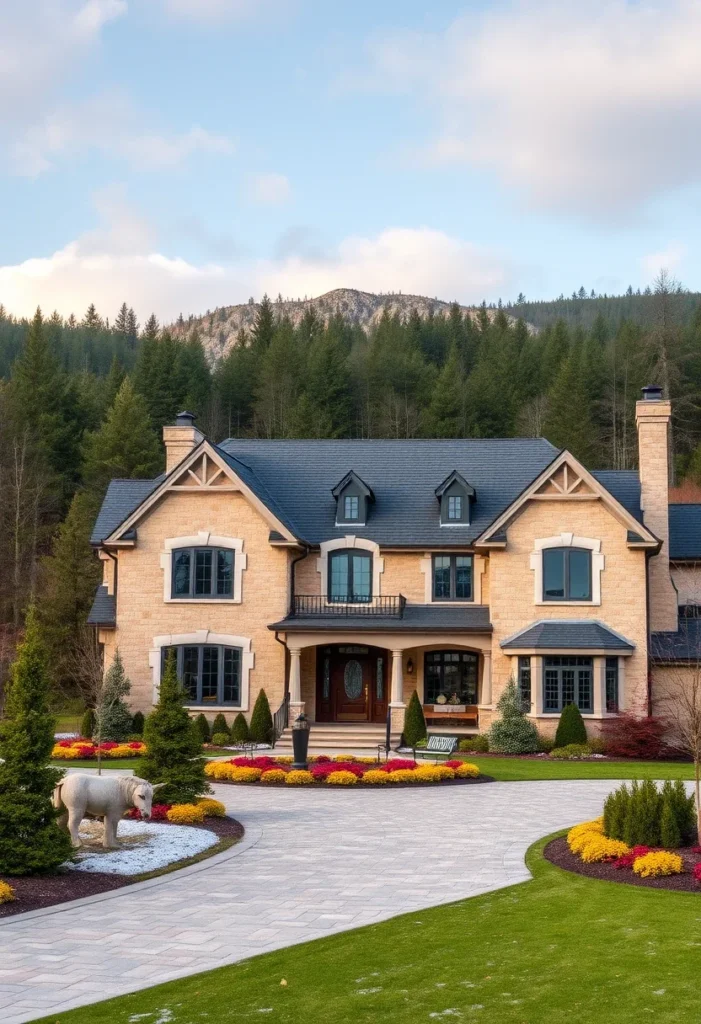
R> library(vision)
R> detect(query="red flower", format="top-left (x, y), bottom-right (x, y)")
top-left (127, 741), bottom-right (143, 749)
top-left (75, 746), bottom-right (96, 758)
top-left (231, 756), bottom-right (277, 770)
top-left (381, 759), bottom-right (418, 772)
top-left (613, 846), bottom-right (651, 869)
top-left (310, 762), bottom-right (365, 779)
top-left (98, 741), bottom-right (119, 751)
top-left (58, 740), bottom-right (74, 748)
top-left (444, 760), bottom-right (463, 769)
top-left (125, 803), bottom-right (172, 821)
top-left (315, 755), bottom-right (331, 763)
top-left (693, 863), bottom-right (701, 883)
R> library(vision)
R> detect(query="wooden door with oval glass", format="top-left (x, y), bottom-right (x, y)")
top-left (316, 645), bottom-right (388, 722)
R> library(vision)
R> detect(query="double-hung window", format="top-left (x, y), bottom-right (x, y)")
top-left (518, 656), bottom-right (532, 710)
top-left (606, 657), bottom-right (619, 712)
top-left (161, 645), bottom-right (241, 706)
top-left (328, 550), bottom-right (372, 603)
top-left (432, 554), bottom-right (473, 601)
top-left (543, 656), bottom-right (593, 713)
top-left (343, 495), bottom-right (359, 520)
top-left (542, 547), bottom-right (591, 601)
top-left (171, 547), bottom-right (233, 599)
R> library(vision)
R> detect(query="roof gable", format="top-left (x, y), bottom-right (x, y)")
top-left (331, 470), bottom-right (374, 500)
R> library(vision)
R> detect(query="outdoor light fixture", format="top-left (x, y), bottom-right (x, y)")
top-left (291, 712), bottom-right (310, 770)
top-left (406, 658), bottom-right (414, 675)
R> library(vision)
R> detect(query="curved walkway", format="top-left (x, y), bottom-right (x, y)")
top-left (1, 779), bottom-right (619, 1023)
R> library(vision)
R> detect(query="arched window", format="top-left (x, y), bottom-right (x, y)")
top-left (542, 547), bottom-right (591, 601)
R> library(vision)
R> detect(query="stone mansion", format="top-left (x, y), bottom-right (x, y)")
top-left (89, 386), bottom-right (701, 744)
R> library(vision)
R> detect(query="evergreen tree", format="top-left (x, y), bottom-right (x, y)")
top-left (231, 711), bottom-right (250, 743)
top-left (250, 294), bottom-right (275, 351)
top-left (554, 703), bottom-right (588, 747)
top-left (131, 710), bottom-right (145, 736)
top-left (0, 607), bottom-right (74, 874)
top-left (141, 652), bottom-right (208, 803)
top-left (194, 713), bottom-right (211, 744)
top-left (143, 313), bottom-right (160, 342)
top-left (82, 378), bottom-right (162, 494)
top-left (422, 345), bottom-right (465, 437)
top-left (104, 356), bottom-right (126, 409)
top-left (94, 649), bottom-right (133, 742)
top-left (543, 343), bottom-right (598, 463)
top-left (488, 680), bottom-right (539, 753)
top-left (403, 690), bottom-right (427, 747)
top-left (249, 689), bottom-right (273, 744)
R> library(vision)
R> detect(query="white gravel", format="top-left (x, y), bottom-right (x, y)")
top-left (66, 820), bottom-right (219, 875)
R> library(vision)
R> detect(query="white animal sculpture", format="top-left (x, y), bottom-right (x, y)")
top-left (53, 774), bottom-right (165, 849)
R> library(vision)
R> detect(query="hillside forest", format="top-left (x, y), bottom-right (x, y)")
top-left (0, 272), bottom-right (700, 702)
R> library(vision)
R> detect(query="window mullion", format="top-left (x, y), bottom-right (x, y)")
top-left (197, 646), bottom-right (203, 704)
top-left (450, 556), bottom-right (456, 600)
top-left (217, 645), bottom-right (223, 703)
top-left (190, 548), bottom-right (195, 598)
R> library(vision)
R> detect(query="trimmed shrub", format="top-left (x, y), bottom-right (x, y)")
top-left (166, 803), bottom-right (206, 825)
top-left (600, 707), bottom-right (668, 759)
top-left (249, 689), bottom-right (273, 744)
top-left (662, 778), bottom-right (697, 845)
top-left (603, 784), bottom-right (631, 842)
top-left (455, 762), bottom-right (480, 778)
top-left (326, 770), bottom-right (358, 785)
top-left (131, 711), bottom-right (145, 736)
top-left (554, 703), bottom-right (587, 748)
top-left (660, 798), bottom-right (681, 849)
top-left (285, 769), bottom-right (314, 785)
top-left (231, 712), bottom-right (250, 743)
top-left (403, 690), bottom-right (427, 748)
top-left (623, 779), bottom-right (661, 848)
top-left (141, 651), bottom-right (208, 804)
top-left (550, 743), bottom-right (591, 760)
top-left (488, 680), bottom-right (539, 754)
top-left (458, 735), bottom-right (489, 753)
top-left (633, 850), bottom-right (683, 877)
top-left (537, 733), bottom-right (555, 754)
top-left (211, 732), bottom-right (231, 747)
top-left (0, 881), bottom-right (15, 904)
top-left (588, 736), bottom-right (606, 755)
top-left (80, 708), bottom-right (95, 740)
top-left (211, 713), bottom-right (229, 740)
top-left (196, 798), bottom-right (226, 817)
top-left (194, 714), bottom-right (210, 744)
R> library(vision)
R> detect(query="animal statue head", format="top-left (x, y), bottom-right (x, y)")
top-left (125, 777), bottom-right (166, 819)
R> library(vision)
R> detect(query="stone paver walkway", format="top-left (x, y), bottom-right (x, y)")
top-left (1, 779), bottom-right (619, 1023)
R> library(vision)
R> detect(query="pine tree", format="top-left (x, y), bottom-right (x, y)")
top-left (141, 652), bottom-right (208, 803)
top-left (143, 313), bottom-right (160, 342)
top-left (94, 649), bottom-right (133, 742)
top-left (82, 378), bottom-right (162, 494)
top-left (422, 345), bottom-right (465, 437)
top-left (250, 294), bottom-right (275, 351)
top-left (403, 690), bottom-right (427, 747)
top-left (0, 607), bottom-right (74, 874)
top-left (104, 356), bottom-right (126, 409)
top-left (131, 710), bottom-right (145, 736)
top-left (543, 343), bottom-right (598, 462)
top-left (249, 689), bottom-right (273, 744)
top-left (488, 680), bottom-right (540, 753)
top-left (194, 713), bottom-right (211, 744)
top-left (660, 797), bottom-right (681, 849)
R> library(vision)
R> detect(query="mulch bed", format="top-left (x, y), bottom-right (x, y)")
top-left (0, 816), bottom-right (244, 920)
top-left (544, 835), bottom-right (701, 893)
top-left (211, 775), bottom-right (495, 788)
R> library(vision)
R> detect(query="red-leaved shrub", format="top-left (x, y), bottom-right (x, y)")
top-left (694, 863), bottom-right (701, 883)
top-left (600, 707), bottom-right (669, 760)
top-left (613, 845), bottom-right (651, 869)
top-left (231, 756), bottom-right (277, 769)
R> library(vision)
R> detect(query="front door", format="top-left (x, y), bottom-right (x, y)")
top-left (316, 645), bottom-right (388, 723)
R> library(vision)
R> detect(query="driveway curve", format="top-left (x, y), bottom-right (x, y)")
top-left (1, 779), bottom-right (620, 1023)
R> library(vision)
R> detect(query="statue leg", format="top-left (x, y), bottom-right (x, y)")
top-left (103, 812), bottom-right (119, 849)
top-left (67, 806), bottom-right (84, 849)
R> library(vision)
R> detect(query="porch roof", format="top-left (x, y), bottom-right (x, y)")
top-left (87, 584), bottom-right (116, 628)
top-left (269, 603), bottom-right (492, 633)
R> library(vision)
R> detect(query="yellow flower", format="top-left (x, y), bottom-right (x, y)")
top-left (455, 762), bottom-right (480, 778)
top-left (578, 835), bottom-right (630, 863)
top-left (167, 803), bottom-right (206, 824)
top-left (285, 770), bottom-right (315, 785)
top-left (334, 754), bottom-right (355, 762)
top-left (196, 798), bottom-right (226, 817)
top-left (387, 769), bottom-right (419, 784)
top-left (413, 766), bottom-right (444, 783)
top-left (633, 851), bottom-right (683, 877)
top-left (261, 769), bottom-right (288, 784)
top-left (0, 881), bottom-right (15, 905)
top-left (326, 770), bottom-right (358, 786)
top-left (567, 818), bottom-right (604, 853)
top-left (361, 770), bottom-right (390, 784)
top-left (228, 767), bottom-right (263, 783)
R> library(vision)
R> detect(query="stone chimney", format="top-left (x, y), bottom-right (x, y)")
top-left (163, 411), bottom-right (204, 474)
top-left (636, 386), bottom-right (678, 632)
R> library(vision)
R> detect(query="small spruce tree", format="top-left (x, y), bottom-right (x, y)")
top-left (194, 713), bottom-right (211, 744)
top-left (231, 712), bottom-right (250, 743)
top-left (249, 689), bottom-right (273, 744)
top-left (603, 783), bottom-right (631, 841)
top-left (554, 703), bottom-right (588, 748)
top-left (403, 690), bottom-right (427, 748)
top-left (141, 652), bottom-right (208, 803)
top-left (488, 680), bottom-right (539, 754)
top-left (624, 779), bottom-right (661, 847)
top-left (0, 607), bottom-right (74, 875)
top-left (131, 710), bottom-right (145, 736)
top-left (94, 649), bottom-right (133, 742)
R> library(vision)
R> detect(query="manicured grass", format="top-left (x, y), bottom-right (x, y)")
top-left (462, 755), bottom-right (695, 781)
top-left (36, 833), bottom-right (701, 1024)
top-left (54, 711), bottom-right (83, 733)
top-left (50, 759), bottom-right (144, 771)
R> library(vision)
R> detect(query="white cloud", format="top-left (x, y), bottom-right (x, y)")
top-left (641, 243), bottom-right (687, 282)
top-left (159, 0), bottom-right (288, 22)
top-left (360, 0), bottom-right (701, 216)
top-left (0, 202), bottom-right (509, 321)
top-left (10, 92), bottom-right (235, 176)
top-left (248, 172), bottom-right (292, 205)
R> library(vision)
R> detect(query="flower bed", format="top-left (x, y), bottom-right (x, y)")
top-left (52, 739), bottom-right (146, 760)
top-left (204, 755), bottom-right (483, 786)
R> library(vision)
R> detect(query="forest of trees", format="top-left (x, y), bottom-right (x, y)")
top-left (1, 274), bottom-right (700, 703)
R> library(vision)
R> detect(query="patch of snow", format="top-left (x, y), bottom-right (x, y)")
top-left (66, 821), bottom-right (218, 875)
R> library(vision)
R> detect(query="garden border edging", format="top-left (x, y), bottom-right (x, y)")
top-left (0, 818), bottom-right (260, 927)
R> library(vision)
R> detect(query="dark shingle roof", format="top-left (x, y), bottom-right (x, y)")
top-left (217, 438), bottom-right (559, 546)
top-left (269, 604), bottom-right (492, 633)
top-left (591, 470), bottom-right (643, 523)
top-left (501, 619), bottom-right (634, 651)
top-left (651, 619), bottom-right (701, 662)
top-left (669, 505), bottom-right (701, 560)
top-left (91, 477), bottom-right (164, 544)
top-left (87, 585), bottom-right (116, 627)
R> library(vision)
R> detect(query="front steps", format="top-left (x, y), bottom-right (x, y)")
top-left (274, 721), bottom-right (399, 755)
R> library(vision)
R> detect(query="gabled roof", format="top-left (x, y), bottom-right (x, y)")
top-left (669, 504), bottom-right (701, 560)
top-left (331, 470), bottom-right (374, 501)
top-left (501, 619), bottom-right (635, 652)
top-left (91, 477), bottom-right (164, 544)
top-left (434, 470), bottom-right (475, 500)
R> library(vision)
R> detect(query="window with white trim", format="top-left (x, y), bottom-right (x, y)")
top-left (171, 547), bottom-right (233, 599)
top-left (543, 656), bottom-right (593, 713)
top-left (542, 548), bottom-right (591, 601)
top-left (161, 644), bottom-right (241, 705)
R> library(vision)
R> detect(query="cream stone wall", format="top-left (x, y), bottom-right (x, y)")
top-left (489, 499), bottom-right (649, 729)
top-left (671, 564), bottom-right (701, 606)
top-left (107, 490), bottom-right (289, 718)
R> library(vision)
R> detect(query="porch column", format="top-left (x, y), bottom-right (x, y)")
top-left (533, 656), bottom-right (544, 716)
top-left (390, 649), bottom-right (405, 706)
top-left (289, 647), bottom-right (304, 720)
top-left (479, 650), bottom-right (492, 708)
top-left (593, 656), bottom-right (605, 717)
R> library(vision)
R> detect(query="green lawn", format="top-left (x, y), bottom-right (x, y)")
top-left (54, 711), bottom-right (84, 734)
top-left (36, 834), bottom-right (701, 1024)
top-left (50, 759), bottom-right (144, 771)
top-left (461, 755), bottom-right (695, 781)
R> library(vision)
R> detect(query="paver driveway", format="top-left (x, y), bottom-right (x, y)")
top-left (1, 779), bottom-right (619, 1023)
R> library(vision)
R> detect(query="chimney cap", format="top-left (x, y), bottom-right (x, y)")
top-left (175, 410), bottom-right (197, 426)
top-left (641, 385), bottom-right (663, 402)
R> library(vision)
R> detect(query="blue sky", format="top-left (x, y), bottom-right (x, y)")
top-left (1, 0), bottom-right (700, 322)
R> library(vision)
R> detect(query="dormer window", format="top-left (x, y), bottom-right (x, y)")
top-left (332, 471), bottom-right (374, 527)
top-left (435, 471), bottom-right (475, 526)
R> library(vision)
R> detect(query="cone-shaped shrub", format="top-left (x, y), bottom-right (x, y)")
top-left (80, 707), bottom-right (95, 740)
top-left (94, 649), bottom-right (133, 742)
top-left (660, 798), bottom-right (681, 849)
top-left (131, 710), bottom-right (145, 736)
top-left (554, 703), bottom-right (587, 748)
top-left (661, 778), bottom-right (696, 845)
top-left (603, 783), bottom-right (631, 841)
top-left (194, 713), bottom-right (211, 744)
top-left (141, 651), bottom-right (208, 804)
top-left (231, 712), bottom-right (250, 743)
top-left (403, 690), bottom-right (427, 747)
top-left (488, 679), bottom-right (539, 754)
top-left (211, 713), bottom-right (229, 739)
top-left (249, 689), bottom-right (273, 744)
top-left (624, 779), bottom-right (661, 847)
top-left (0, 607), bottom-right (74, 875)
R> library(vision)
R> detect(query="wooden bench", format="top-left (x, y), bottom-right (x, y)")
top-left (423, 706), bottom-right (479, 728)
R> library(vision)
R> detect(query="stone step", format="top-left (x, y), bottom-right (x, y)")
top-left (274, 723), bottom-right (396, 753)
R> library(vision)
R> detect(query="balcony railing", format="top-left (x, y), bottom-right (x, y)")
top-left (292, 595), bottom-right (406, 618)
